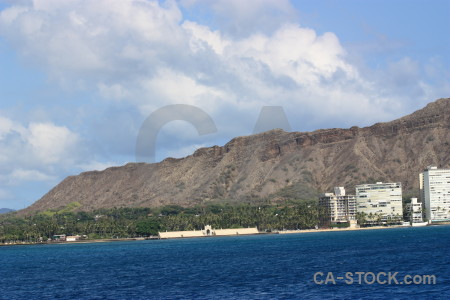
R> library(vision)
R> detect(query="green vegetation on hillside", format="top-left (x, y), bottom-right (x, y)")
top-left (272, 181), bottom-right (319, 200)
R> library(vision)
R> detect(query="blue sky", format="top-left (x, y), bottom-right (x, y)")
top-left (0, 0), bottom-right (449, 209)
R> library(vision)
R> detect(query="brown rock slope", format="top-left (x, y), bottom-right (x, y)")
top-left (24, 98), bottom-right (450, 213)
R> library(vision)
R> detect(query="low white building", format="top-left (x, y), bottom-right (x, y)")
top-left (158, 225), bottom-right (259, 239)
top-left (409, 198), bottom-right (423, 224)
top-left (66, 235), bottom-right (81, 242)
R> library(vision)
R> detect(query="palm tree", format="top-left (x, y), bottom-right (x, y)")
top-left (356, 212), bottom-right (368, 227)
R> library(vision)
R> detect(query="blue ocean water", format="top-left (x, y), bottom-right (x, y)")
top-left (1, 226), bottom-right (449, 300)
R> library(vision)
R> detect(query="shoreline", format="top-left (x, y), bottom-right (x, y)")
top-left (0, 237), bottom-right (152, 247)
top-left (277, 222), bottom-right (450, 235)
top-left (2, 223), bottom-right (449, 247)
top-left (277, 225), bottom-right (409, 235)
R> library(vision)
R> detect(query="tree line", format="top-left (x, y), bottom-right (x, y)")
top-left (0, 201), bottom-right (326, 243)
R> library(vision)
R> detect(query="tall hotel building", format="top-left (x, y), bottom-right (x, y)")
top-left (319, 187), bottom-right (356, 224)
top-left (420, 166), bottom-right (450, 222)
top-left (355, 182), bottom-right (403, 220)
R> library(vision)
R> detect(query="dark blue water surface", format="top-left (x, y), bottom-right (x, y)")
top-left (1, 226), bottom-right (449, 299)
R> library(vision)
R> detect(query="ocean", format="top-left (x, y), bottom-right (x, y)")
top-left (1, 226), bottom-right (449, 299)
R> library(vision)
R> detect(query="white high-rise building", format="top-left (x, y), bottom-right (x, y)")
top-left (356, 182), bottom-right (403, 221)
top-left (420, 166), bottom-right (450, 222)
top-left (319, 187), bottom-right (356, 223)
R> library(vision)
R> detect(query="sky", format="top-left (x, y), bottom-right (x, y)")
top-left (0, 0), bottom-right (449, 209)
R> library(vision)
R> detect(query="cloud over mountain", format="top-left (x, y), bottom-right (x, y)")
top-left (0, 0), bottom-right (448, 208)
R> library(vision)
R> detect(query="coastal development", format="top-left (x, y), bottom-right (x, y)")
top-left (155, 166), bottom-right (450, 239)
top-left (319, 166), bottom-right (450, 227)
top-left (1, 165), bottom-right (449, 245)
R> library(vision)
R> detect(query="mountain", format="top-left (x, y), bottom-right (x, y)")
top-left (22, 98), bottom-right (450, 214)
top-left (0, 208), bottom-right (15, 214)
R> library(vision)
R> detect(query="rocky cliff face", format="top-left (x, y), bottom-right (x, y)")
top-left (23, 98), bottom-right (450, 213)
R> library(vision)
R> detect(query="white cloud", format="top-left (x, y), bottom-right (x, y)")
top-left (180, 0), bottom-right (297, 37)
top-left (0, 6), bottom-right (28, 25)
top-left (183, 21), bottom-right (230, 55)
top-left (98, 83), bottom-right (131, 101)
top-left (178, 21), bottom-right (386, 127)
top-left (0, 113), bottom-right (85, 207)
top-left (27, 122), bottom-right (79, 164)
top-left (0, 0), bottom-right (185, 82)
top-left (0, 116), bottom-right (15, 139)
top-left (0, 188), bottom-right (9, 198)
top-left (141, 68), bottom-right (226, 108)
top-left (2, 0), bottom-right (435, 139)
top-left (78, 161), bottom-right (119, 172)
top-left (2, 0), bottom-right (415, 137)
top-left (0, 115), bottom-right (80, 181)
top-left (10, 169), bottom-right (55, 182)
top-left (220, 24), bottom-right (357, 85)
